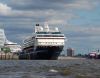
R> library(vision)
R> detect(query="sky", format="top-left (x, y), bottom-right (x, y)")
top-left (0, 0), bottom-right (100, 54)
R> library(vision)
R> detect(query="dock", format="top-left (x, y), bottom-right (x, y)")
top-left (0, 52), bottom-right (18, 60)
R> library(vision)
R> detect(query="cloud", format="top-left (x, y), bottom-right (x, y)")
top-left (83, 27), bottom-right (100, 36)
top-left (0, 0), bottom-right (100, 53)
top-left (0, 3), bottom-right (11, 15)
top-left (5, 0), bottom-right (97, 11)
top-left (65, 0), bottom-right (97, 10)
top-left (67, 25), bottom-right (100, 36)
top-left (0, 3), bottom-right (24, 17)
top-left (0, 0), bottom-right (97, 28)
top-left (7, 0), bottom-right (69, 10)
top-left (0, 0), bottom-right (98, 23)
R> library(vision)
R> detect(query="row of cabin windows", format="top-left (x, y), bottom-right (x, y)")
top-left (36, 32), bottom-right (61, 34)
top-left (37, 35), bottom-right (64, 37)
top-left (39, 42), bottom-right (64, 44)
top-left (24, 42), bottom-right (34, 45)
top-left (24, 39), bottom-right (34, 43)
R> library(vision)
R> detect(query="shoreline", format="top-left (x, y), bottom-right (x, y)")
top-left (58, 56), bottom-right (86, 60)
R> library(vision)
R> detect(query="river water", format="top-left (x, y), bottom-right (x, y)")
top-left (0, 59), bottom-right (100, 78)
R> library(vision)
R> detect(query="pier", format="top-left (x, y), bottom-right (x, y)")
top-left (0, 52), bottom-right (18, 60)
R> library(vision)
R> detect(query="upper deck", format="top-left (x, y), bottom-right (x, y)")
top-left (35, 23), bottom-right (65, 38)
top-left (23, 23), bottom-right (66, 47)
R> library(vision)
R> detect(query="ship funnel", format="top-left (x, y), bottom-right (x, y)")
top-left (35, 24), bottom-right (43, 32)
top-left (35, 24), bottom-right (39, 32)
top-left (36, 24), bottom-right (39, 26)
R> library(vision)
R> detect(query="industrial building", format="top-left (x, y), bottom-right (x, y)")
top-left (67, 48), bottom-right (74, 57)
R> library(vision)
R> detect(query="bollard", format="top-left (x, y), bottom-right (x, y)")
top-left (5, 53), bottom-right (6, 60)
top-left (11, 53), bottom-right (13, 60)
top-left (0, 53), bottom-right (2, 60)
top-left (8, 53), bottom-right (10, 60)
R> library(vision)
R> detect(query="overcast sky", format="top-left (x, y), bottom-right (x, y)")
top-left (0, 0), bottom-right (100, 54)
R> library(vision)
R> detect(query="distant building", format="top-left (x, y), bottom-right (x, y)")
top-left (67, 48), bottom-right (74, 57)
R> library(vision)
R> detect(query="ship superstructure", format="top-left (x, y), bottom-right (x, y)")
top-left (21, 23), bottom-right (65, 60)
top-left (4, 40), bottom-right (22, 53)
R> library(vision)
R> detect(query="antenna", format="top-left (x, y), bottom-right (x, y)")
top-left (0, 23), bottom-right (4, 29)
top-left (44, 22), bottom-right (49, 32)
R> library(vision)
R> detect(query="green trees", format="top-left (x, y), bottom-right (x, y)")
top-left (1, 47), bottom-right (11, 53)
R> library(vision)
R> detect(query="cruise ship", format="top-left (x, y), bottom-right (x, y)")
top-left (0, 28), bottom-right (21, 53)
top-left (20, 23), bottom-right (65, 60)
